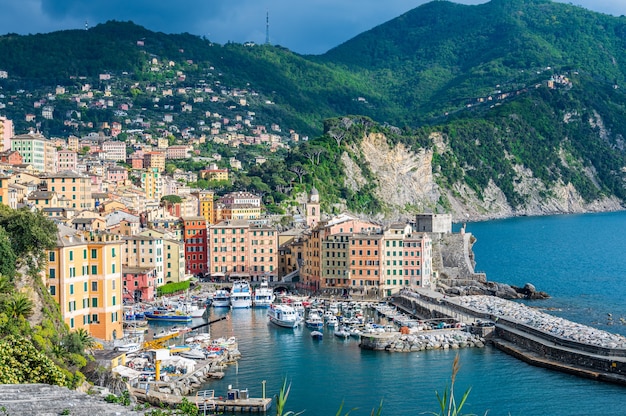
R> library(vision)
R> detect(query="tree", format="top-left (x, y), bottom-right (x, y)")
top-left (289, 164), bottom-right (307, 184)
top-left (0, 228), bottom-right (16, 278)
top-left (0, 207), bottom-right (57, 273)
top-left (4, 293), bottom-right (34, 320)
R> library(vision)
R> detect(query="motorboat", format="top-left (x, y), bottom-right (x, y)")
top-left (144, 308), bottom-right (192, 322)
top-left (305, 311), bottom-right (324, 330)
top-left (153, 326), bottom-right (190, 339)
top-left (267, 304), bottom-right (299, 328)
top-left (178, 348), bottom-right (206, 360)
top-left (334, 327), bottom-right (350, 339)
top-left (114, 342), bottom-right (142, 353)
top-left (212, 289), bottom-right (231, 308)
top-left (230, 280), bottom-right (252, 308)
top-left (311, 331), bottom-right (323, 340)
top-left (326, 315), bottom-right (339, 328)
top-left (253, 279), bottom-right (275, 307)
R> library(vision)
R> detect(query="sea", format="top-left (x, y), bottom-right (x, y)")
top-left (190, 211), bottom-right (626, 416)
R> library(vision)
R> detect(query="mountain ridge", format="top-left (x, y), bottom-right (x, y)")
top-left (0, 0), bottom-right (626, 220)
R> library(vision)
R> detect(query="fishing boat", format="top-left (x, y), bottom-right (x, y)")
top-left (144, 308), bottom-right (192, 322)
top-left (253, 279), bottom-right (275, 307)
top-left (153, 325), bottom-right (190, 339)
top-left (212, 289), bottom-right (231, 308)
top-left (230, 280), bottom-right (252, 309)
top-left (267, 304), bottom-right (299, 328)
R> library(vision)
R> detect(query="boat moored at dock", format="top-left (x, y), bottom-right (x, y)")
top-left (268, 304), bottom-right (299, 328)
top-left (253, 279), bottom-right (275, 307)
top-left (230, 280), bottom-right (252, 309)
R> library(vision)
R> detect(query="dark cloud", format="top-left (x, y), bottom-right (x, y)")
top-left (0, 1), bottom-right (623, 54)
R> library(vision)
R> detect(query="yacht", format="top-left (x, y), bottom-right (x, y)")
top-left (267, 304), bottom-right (299, 328)
top-left (212, 289), bottom-right (231, 308)
top-left (253, 279), bottom-right (275, 307)
top-left (230, 280), bottom-right (252, 308)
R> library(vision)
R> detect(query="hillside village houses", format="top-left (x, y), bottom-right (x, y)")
top-left (0, 116), bottom-right (452, 344)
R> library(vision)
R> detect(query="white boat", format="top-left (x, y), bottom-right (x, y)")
top-left (253, 279), bottom-right (275, 307)
top-left (311, 331), bottom-right (323, 340)
top-left (326, 315), bottom-right (339, 328)
top-left (212, 289), bottom-right (231, 308)
top-left (114, 342), bottom-right (142, 353)
top-left (230, 280), bottom-right (252, 308)
top-left (178, 348), bottom-right (206, 360)
top-left (267, 304), bottom-right (299, 328)
top-left (334, 327), bottom-right (350, 339)
top-left (305, 311), bottom-right (324, 330)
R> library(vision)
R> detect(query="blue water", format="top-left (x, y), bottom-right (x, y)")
top-left (198, 212), bottom-right (626, 415)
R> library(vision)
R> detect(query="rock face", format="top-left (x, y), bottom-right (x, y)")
top-left (346, 131), bottom-right (624, 222)
top-left (0, 384), bottom-right (145, 416)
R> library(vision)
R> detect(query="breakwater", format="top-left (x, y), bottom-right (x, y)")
top-left (394, 291), bottom-right (626, 385)
top-left (359, 330), bottom-right (485, 351)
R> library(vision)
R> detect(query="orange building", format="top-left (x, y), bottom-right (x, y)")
top-left (349, 232), bottom-right (383, 295)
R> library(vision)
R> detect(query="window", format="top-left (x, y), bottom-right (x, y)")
top-left (83, 249), bottom-right (87, 259)
top-left (69, 251), bottom-right (74, 261)
top-left (50, 286), bottom-right (56, 295)
top-left (91, 249), bottom-right (97, 259)
top-left (112, 263), bottom-right (116, 273)
top-left (49, 268), bottom-right (56, 278)
top-left (83, 282), bottom-right (88, 291)
top-left (91, 265), bottom-right (98, 275)
top-left (49, 252), bottom-right (55, 262)
top-left (69, 284), bottom-right (74, 294)
top-left (92, 298), bottom-right (98, 307)
top-left (91, 282), bottom-right (98, 291)
top-left (112, 296), bottom-right (116, 306)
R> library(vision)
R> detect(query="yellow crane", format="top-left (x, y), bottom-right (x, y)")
top-left (143, 315), bottom-right (230, 382)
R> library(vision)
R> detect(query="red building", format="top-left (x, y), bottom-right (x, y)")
top-left (182, 216), bottom-right (208, 276)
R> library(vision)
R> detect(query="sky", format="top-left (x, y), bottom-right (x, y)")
top-left (0, 0), bottom-right (624, 55)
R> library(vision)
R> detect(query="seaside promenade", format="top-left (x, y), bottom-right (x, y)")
top-left (392, 290), bottom-right (626, 385)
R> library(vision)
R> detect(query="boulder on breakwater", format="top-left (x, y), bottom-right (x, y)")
top-left (359, 330), bottom-right (485, 352)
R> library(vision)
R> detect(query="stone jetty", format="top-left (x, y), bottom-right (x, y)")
top-left (453, 295), bottom-right (626, 349)
top-left (360, 330), bottom-right (485, 352)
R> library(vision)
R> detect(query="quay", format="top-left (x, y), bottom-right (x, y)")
top-left (391, 290), bottom-right (626, 385)
top-left (131, 387), bottom-right (272, 413)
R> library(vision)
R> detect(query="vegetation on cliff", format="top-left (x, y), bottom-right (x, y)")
top-left (0, 206), bottom-right (89, 388)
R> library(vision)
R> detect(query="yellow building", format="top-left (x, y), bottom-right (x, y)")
top-left (195, 191), bottom-right (215, 224)
top-left (143, 151), bottom-right (166, 172)
top-left (41, 171), bottom-right (93, 210)
top-left (140, 168), bottom-right (162, 201)
top-left (47, 225), bottom-right (123, 341)
top-left (0, 174), bottom-right (9, 206)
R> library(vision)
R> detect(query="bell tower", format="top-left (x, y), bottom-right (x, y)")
top-left (306, 187), bottom-right (320, 228)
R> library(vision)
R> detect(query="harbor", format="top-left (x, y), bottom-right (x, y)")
top-left (104, 275), bottom-right (626, 414)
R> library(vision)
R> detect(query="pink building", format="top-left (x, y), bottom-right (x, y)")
top-left (209, 220), bottom-right (278, 282)
top-left (107, 166), bottom-right (128, 184)
top-left (122, 267), bottom-right (157, 303)
top-left (166, 145), bottom-right (191, 159)
top-left (57, 150), bottom-right (78, 171)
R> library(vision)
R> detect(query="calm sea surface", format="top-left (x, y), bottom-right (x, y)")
top-left (196, 211), bottom-right (626, 415)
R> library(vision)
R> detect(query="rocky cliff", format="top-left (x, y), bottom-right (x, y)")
top-left (344, 131), bottom-right (624, 222)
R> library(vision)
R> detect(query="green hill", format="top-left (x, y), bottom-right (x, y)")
top-left (1, 0), bottom-right (626, 218)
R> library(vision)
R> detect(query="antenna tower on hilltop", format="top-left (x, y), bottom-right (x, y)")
top-left (265, 11), bottom-right (270, 45)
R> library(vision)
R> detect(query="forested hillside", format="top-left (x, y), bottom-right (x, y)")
top-left (1, 0), bottom-right (626, 219)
